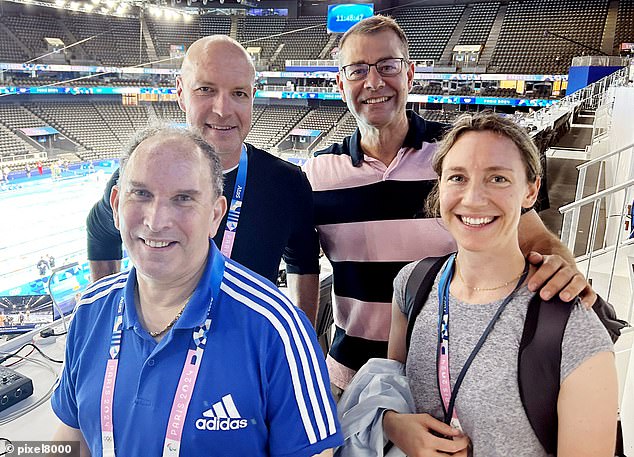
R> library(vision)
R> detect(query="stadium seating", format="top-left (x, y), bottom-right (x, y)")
top-left (0, 123), bottom-right (38, 159)
top-left (0, 0), bottom-right (628, 75)
top-left (154, 101), bottom-right (186, 123)
top-left (60, 13), bottom-right (149, 66)
top-left (393, 5), bottom-right (465, 61)
top-left (237, 16), bottom-right (286, 64)
top-left (0, 26), bottom-right (30, 63)
top-left (0, 14), bottom-right (73, 61)
top-left (615, 0), bottom-right (634, 52)
top-left (245, 105), bottom-right (309, 150)
top-left (489, 0), bottom-right (608, 74)
top-left (0, 0), bottom-right (630, 162)
top-left (313, 112), bottom-right (358, 151)
top-left (295, 105), bottom-right (346, 132)
top-left (0, 105), bottom-right (45, 158)
top-left (200, 15), bottom-right (232, 37)
top-left (27, 102), bottom-right (132, 157)
top-left (419, 109), bottom-right (463, 124)
top-left (458, 2), bottom-right (500, 45)
top-left (146, 16), bottom-right (202, 59)
top-left (271, 17), bottom-right (330, 68)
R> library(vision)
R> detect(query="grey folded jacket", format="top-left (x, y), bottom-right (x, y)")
top-left (335, 358), bottom-right (415, 457)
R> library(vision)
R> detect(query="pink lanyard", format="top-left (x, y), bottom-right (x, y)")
top-left (436, 255), bottom-right (462, 431)
top-left (436, 254), bottom-right (528, 432)
top-left (220, 144), bottom-right (247, 258)
top-left (100, 254), bottom-right (224, 457)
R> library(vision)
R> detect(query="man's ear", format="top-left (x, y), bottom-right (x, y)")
top-left (336, 72), bottom-right (347, 103)
top-left (110, 184), bottom-right (121, 230)
top-left (176, 76), bottom-right (187, 113)
top-left (406, 60), bottom-right (415, 92)
top-left (209, 195), bottom-right (228, 238)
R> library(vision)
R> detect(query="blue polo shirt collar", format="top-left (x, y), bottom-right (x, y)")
top-left (121, 241), bottom-right (222, 333)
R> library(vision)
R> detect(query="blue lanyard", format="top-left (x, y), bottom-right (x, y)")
top-left (436, 254), bottom-right (529, 428)
top-left (220, 144), bottom-right (248, 258)
top-left (101, 247), bottom-right (226, 457)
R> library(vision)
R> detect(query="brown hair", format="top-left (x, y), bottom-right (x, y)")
top-left (338, 14), bottom-right (409, 64)
top-left (426, 112), bottom-right (542, 216)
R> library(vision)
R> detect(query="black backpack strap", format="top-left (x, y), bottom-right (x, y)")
top-left (592, 294), bottom-right (629, 343)
top-left (518, 294), bottom-right (574, 455)
top-left (405, 254), bottom-right (452, 351)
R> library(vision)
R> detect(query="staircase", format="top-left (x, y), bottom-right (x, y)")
top-left (478, 3), bottom-right (507, 70)
top-left (230, 16), bottom-right (238, 40)
top-left (56, 18), bottom-right (90, 61)
top-left (140, 13), bottom-right (158, 63)
top-left (601, 0), bottom-right (619, 55)
top-left (537, 70), bottom-right (634, 452)
top-left (0, 22), bottom-right (33, 60)
top-left (269, 43), bottom-right (285, 69)
top-left (318, 33), bottom-right (339, 60)
top-left (438, 4), bottom-right (472, 65)
top-left (541, 109), bottom-right (597, 237)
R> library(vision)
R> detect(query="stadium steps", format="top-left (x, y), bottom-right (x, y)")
top-left (312, 112), bottom-right (356, 152)
top-left (0, 21), bottom-right (32, 59)
top-left (318, 33), bottom-right (338, 60)
top-left (55, 18), bottom-right (90, 61)
top-left (266, 107), bottom-right (310, 151)
top-left (269, 43), bottom-right (285, 69)
top-left (230, 16), bottom-right (238, 40)
top-left (601, 0), bottom-right (619, 54)
top-left (0, 123), bottom-right (37, 158)
top-left (540, 153), bottom-right (603, 240)
top-left (540, 109), bottom-right (598, 237)
top-left (25, 105), bottom-right (89, 154)
top-left (140, 16), bottom-right (158, 63)
top-left (438, 3), bottom-right (472, 65)
top-left (478, 2), bottom-right (507, 71)
top-left (0, 106), bottom-right (48, 153)
top-left (146, 103), bottom-right (158, 121)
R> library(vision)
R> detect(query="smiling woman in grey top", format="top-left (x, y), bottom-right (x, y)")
top-left (383, 113), bottom-right (618, 457)
top-left (392, 263), bottom-right (612, 457)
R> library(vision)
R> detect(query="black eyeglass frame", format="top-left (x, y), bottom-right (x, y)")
top-left (339, 57), bottom-right (409, 81)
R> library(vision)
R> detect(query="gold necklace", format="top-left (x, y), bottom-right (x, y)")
top-left (455, 260), bottom-right (525, 292)
top-left (148, 293), bottom-right (193, 338)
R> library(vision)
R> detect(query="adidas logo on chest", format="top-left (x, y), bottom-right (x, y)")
top-left (195, 394), bottom-right (249, 431)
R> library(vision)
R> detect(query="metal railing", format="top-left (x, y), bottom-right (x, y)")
top-left (0, 151), bottom-right (46, 164)
top-left (562, 142), bottom-right (634, 256)
top-left (555, 63), bottom-right (634, 325)
top-left (524, 65), bottom-right (630, 133)
top-left (560, 179), bottom-right (634, 323)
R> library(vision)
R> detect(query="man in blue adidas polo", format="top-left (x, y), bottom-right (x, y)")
top-left (51, 125), bottom-right (341, 457)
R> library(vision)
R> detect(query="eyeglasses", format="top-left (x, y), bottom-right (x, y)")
top-left (340, 58), bottom-right (408, 81)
